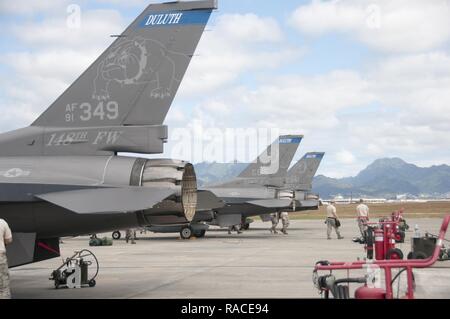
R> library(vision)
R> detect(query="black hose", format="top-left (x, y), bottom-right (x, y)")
top-left (334, 277), bottom-right (367, 285)
top-left (78, 249), bottom-right (100, 281)
top-left (330, 278), bottom-right (366, 299)
top-left (391, 268), bottom-right (406, 286)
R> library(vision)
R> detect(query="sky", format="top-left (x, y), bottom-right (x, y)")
top-left (0, 0), bottom-right (450, 178)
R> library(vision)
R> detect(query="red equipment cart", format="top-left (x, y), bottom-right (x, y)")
top-left (363, 209), bottom-right (409, 260)
top-left (366, 220), bottom-right (404, 260)
top-left (313, 215), bottom-right (450, 299)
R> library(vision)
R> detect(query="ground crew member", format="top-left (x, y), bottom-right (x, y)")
top-left (125, 229), bottom-right (136, 244)
top-left (228, 225), bottom-right (242, 235)
top-left (0, 218), bottom-right (13, 299)
top-left (280, 212), bottom-right (290, 235)
top-left (356, 199), bottom-right (370, 238)
top-left (326, 201), bottom-right (343, 240)
top-left (270, 213), bottom-right (279, 234)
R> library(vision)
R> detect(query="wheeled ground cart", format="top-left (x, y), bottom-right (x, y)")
top-left (50, 250), bottom-right (99, 289)
top-left (408, 233), bottom-right (450, 261)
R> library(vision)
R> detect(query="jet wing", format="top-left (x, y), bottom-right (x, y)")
top-left (35, 187), bottom-right (175, 214)
top-left (196, 190), bottom-right (225, 211)
top-left (246, 199), bottom-right (293, 208)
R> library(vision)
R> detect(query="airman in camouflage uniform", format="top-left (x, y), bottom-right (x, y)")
top-left (270, 213), bottom-right (279, 234)
top-left (0, 218), bottom-right (13, 299)
top-left (280, 212), bottom-right (290, 235)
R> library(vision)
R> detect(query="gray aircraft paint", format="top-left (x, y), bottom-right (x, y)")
top-left (227, 135), bottom-right (303, 188)
top-left (145, 135), bottom-right (304, 231)
top-left (211, 135), bottom-right (303, 190)
top-left (142, 148), bottom-right (325, 233)
top-left (285, 152), bottom-right (325, 191)
top-left (0, 0), bottom-right (217, 267)
top-left (1, 1), bottom-right (216, 157)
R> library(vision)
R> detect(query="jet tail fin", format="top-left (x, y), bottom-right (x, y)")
top-left (237, 135), bottom-right (303, 186)
top-left (285, 152), bottom-right (325, 191)
top-left (32, 0), bottom-right (216, 128)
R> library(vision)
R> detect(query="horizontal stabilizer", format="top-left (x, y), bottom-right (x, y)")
top-left (36, 187), bottom-right (175, 214)
top-left (246, 199), bottom-right (292, 208)
top-left (196, 190), bottom-right (224, 211)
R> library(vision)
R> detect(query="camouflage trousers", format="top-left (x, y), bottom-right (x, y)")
top-left (281, 218), bottom-right (290, 234)
top-left (327, 218), bottom-right (342, 239)
top-left (0, 253), bottom-right (11, 299)
top-left (357, 218), bottom-right (368, 238)
top-left (270, 218), bottom-right (279, 233)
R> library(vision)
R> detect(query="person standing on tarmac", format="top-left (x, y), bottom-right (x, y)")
top-left (228, 225), bottom-right (242, 235)
top-left (0, 218), bottom-right (13, 299)
top-left (280, 212), bottom-right (290, 235)
top-left (270, 212), bottom-right (279, 234)
top-left (125, 229), bottom-right (136, 244)
top-left (326, 201), bottom-right (343, 240)
top-left (356, 199), bottom-right (370, 238)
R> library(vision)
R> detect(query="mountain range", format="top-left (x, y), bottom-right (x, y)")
top-left (194, 158), bottom-right (450, 199)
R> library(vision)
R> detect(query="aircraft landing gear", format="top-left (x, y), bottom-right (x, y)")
top-left (180, 226), bottom-right (193, 240)
top-left (241, 217), bottom-right (252, 230)
top-left (112, 231), bottom-right (121, 240)
top-left (194, 230), bottom-right (206, 238)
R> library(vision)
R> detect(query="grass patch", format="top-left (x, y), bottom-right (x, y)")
top-left (254, 201), bottom-right (450, 221)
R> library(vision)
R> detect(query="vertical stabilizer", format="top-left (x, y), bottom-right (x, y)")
top-left (32, 0), bottom-right (217, 128)
top-left (237, 135), bottom-right (303, 185)
top-left (285, 152), bottom-right (325, 190)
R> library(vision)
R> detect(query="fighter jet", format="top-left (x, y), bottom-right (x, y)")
top-left (0, 0), bottom-right (218, 267)
top-left (274, 152), bottom-right (325, 211)
top-left (143, 135), bottom-right (304, 238)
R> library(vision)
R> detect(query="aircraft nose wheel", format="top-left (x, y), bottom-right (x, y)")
top-left (180, 226), bottom-right (193, 240)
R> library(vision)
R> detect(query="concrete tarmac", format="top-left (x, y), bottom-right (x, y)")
top-left (9, 218), bottom-right (450, 299)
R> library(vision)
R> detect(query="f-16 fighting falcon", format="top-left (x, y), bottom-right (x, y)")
top-left (280, 152), bottom-right (325, 211)
top-left (0, 0), bottom-right (218, 267)
top-left (144, 135), bottom-right (308, 238)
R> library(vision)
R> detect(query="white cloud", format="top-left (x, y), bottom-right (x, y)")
top-left (230, 70), bottom-right (373, 131)
top-left (336, 150), bottom-right (357, 165)
top-left (178, 13), bottom-right (301, 97)
top-left (5, 50), bottom-right (97, 83)
top-left (2, 2), bottom-right (450, 179)
top-left (0, 8), bottom-right (126, 126)
top-left (11, 9), bottom-right (124, 49)
top-left (369, 51), bottom-right (450, 130)
top-left (94, 0), bottom-right (151, 7)
top-left (171, 48), bottom-right (450, 176)
top-left (0, 0), bottom-right (69, 15)
top-left (290, 0), bottom-right (450, 53)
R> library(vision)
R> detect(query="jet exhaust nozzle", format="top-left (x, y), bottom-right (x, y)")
top-left (141, 159), bottom-right (198, 222)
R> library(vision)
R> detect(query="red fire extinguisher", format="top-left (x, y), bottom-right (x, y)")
top-left (374, 228), bottom-right (384, 260)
